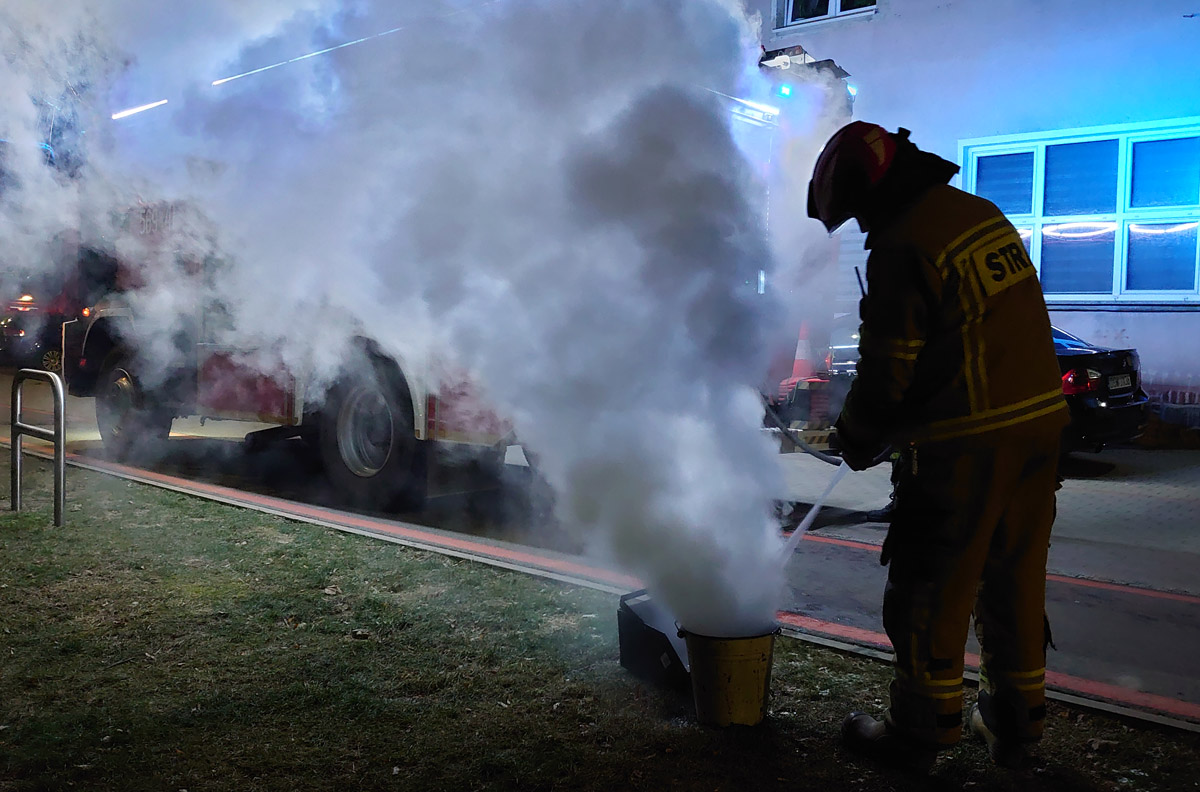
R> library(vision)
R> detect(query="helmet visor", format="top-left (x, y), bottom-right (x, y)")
top-left (808, 177), bottom-right (854, 234)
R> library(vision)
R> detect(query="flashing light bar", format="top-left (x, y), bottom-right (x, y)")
top-left (111, 99), bottom-right (168, 120)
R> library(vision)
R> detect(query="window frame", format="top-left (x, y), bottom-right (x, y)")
top-left (960, 117), bottom-right (1200, 306)
top-left (776, 0), bottom-right (876, 28)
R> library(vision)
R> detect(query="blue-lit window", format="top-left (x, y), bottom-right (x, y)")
top-left (1016, 227), bottom-right (1034, 253)
top-left (1127, 222), bottom-right (1199, 291)
top-left (976, 153), bottom-right (1034, 216)
top-left (1041, 224), bottom-right (1116, 294)
top-left (1044, 140), bottom-right (1119, 215)
top-left (779, 0), bottom-right (875, 26)
top-left (963, 118), bottom-right (1200, 304)
top-left (1131, 137), bottom-right (1200, 208)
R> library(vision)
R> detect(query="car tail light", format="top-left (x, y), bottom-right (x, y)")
top-left (1062, 367), bottom-right (1102, 395)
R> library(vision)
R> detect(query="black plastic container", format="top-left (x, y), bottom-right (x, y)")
top-left (617, 589), bottom-right (691, 691)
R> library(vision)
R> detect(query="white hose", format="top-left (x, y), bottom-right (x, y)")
top-left (778, 460), bottom-right (851, 566)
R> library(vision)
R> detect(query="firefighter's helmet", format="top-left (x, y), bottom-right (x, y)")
top-left (807, 121), bottom-right (899, 234)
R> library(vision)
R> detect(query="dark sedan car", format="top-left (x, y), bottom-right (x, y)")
top-left (774, 323), bottom-right (1149, 452)
top-left (1053, 326), bottom-right (1149, 452)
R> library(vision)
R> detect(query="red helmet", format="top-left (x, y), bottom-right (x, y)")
top-left (807, 121), bottom-right (898, 233)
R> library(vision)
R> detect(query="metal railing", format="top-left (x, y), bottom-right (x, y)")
top-left (10, 369), bottom-right (66, 526)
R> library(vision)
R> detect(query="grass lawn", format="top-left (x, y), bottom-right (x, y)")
top-left (1, 456), bottom-right (1197, 791)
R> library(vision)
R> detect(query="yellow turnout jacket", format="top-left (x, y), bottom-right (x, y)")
top-left (840, 184), bottom-right (1068, 446)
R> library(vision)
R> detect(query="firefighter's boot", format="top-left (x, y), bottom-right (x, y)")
top-left (840, 712), bottom-right (939, 774)
top-left (863, 499), bottom-right (895, 523)
top-left (967, 703), bottom-right (1029, 769)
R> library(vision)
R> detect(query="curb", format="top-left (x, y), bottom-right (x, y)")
top-left (5, 436), bottom-right (1199, 734)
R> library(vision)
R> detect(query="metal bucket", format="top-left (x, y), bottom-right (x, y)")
top-left (679, 627), bottom-right (778, 727)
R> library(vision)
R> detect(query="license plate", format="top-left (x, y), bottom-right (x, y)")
top-left (1109, 374), bottom-right (1132, 391)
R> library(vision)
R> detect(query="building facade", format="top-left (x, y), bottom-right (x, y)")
top-left (754, 0), bottom-right (1200, 407)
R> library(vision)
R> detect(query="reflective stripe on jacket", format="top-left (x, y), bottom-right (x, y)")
top-left (840, 184), bottom-right (1068, 446)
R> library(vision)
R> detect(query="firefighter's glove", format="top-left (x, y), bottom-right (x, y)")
top-left (833, 415), bottom-right (888, 472)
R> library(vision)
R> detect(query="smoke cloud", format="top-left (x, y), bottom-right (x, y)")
top-left (1, 0), bottom-right (844, 636)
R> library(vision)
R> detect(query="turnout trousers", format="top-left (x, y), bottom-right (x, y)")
top-left (881, 421), bottom-right (1061, 746)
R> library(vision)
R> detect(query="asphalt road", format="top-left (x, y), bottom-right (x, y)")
top-left (4, 371), bottom-right (1198, 725)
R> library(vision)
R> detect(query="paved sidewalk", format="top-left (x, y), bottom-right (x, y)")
top-left (775, 447), bottom-right (1200, 722)
top-left (776, 447), bottom-right (1200, 596)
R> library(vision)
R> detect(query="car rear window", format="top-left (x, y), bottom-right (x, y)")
top-left (1051, 327), bottom-right (1094, 353)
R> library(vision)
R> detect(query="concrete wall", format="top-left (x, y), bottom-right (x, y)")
top-left (1049, 308), bottom-right (1200, 393)
top-left (755, 0), bottom-right (1200, 166)
top-left (751, 0), bottom-right (1200, 391)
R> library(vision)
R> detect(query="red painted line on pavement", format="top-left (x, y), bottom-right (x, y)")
top-left (12, 438), bottom-right (1198, 724)
top-left (792, 531), bottom-right (1200, 606)
top-left (777, 611), bottom-right (889, 648)
top-left (778, 612), bottom-right (1200, 722)
top-left (21, 430), bottom-right (1196, 608)
top-left (1046, 573), bottom-right (1200, 605)
top-left (1043, 669), bottom-right (1200, 721)
top-left (317, 510), bottom-right (640, 591)
top-left (70, 453), bottom-right (642, 592)
top-left (799, 533), bottom-right (881, 553)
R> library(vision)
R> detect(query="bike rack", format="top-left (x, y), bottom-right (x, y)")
top-left (10, 369), bottom-right (66, 527)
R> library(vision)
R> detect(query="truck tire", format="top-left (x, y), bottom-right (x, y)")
top-left (317, 353), bottom-right (426, 512)
top-left (95, 350), bottom-right (174, 460)
top-left (40, 348), bottom-right (62, 373)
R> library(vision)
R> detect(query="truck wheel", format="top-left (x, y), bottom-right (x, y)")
top-left (317, 354), bottom-right (426, 511)
top-left (40, 348), bottom-right (62, 373)
top-left (95, 351), bottom-right (173, 460)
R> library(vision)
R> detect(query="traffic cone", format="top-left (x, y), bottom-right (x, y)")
top-left (778, 322), bottom-right (815, 400)
top-left (792, 321), bottom-right (814, 380)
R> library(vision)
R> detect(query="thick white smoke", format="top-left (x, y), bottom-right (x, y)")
top-left (1, 0), bottom-right (843, 636)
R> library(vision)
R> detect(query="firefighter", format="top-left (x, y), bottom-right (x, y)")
top-left (808, 122), bottom-right (1068, 772)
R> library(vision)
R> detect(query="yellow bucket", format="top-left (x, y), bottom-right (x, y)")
top-left (680, 627), bottom-right (778, 727)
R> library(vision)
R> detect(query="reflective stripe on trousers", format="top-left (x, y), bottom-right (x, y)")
top-left (881, 426), bottom-right (1060, 746)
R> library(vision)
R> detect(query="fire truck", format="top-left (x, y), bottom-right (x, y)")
top-left (60, 201), bottom-right (512, 510)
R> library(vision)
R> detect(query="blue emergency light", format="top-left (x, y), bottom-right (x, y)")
top-left (778, 84), bottom-right (793, 98)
